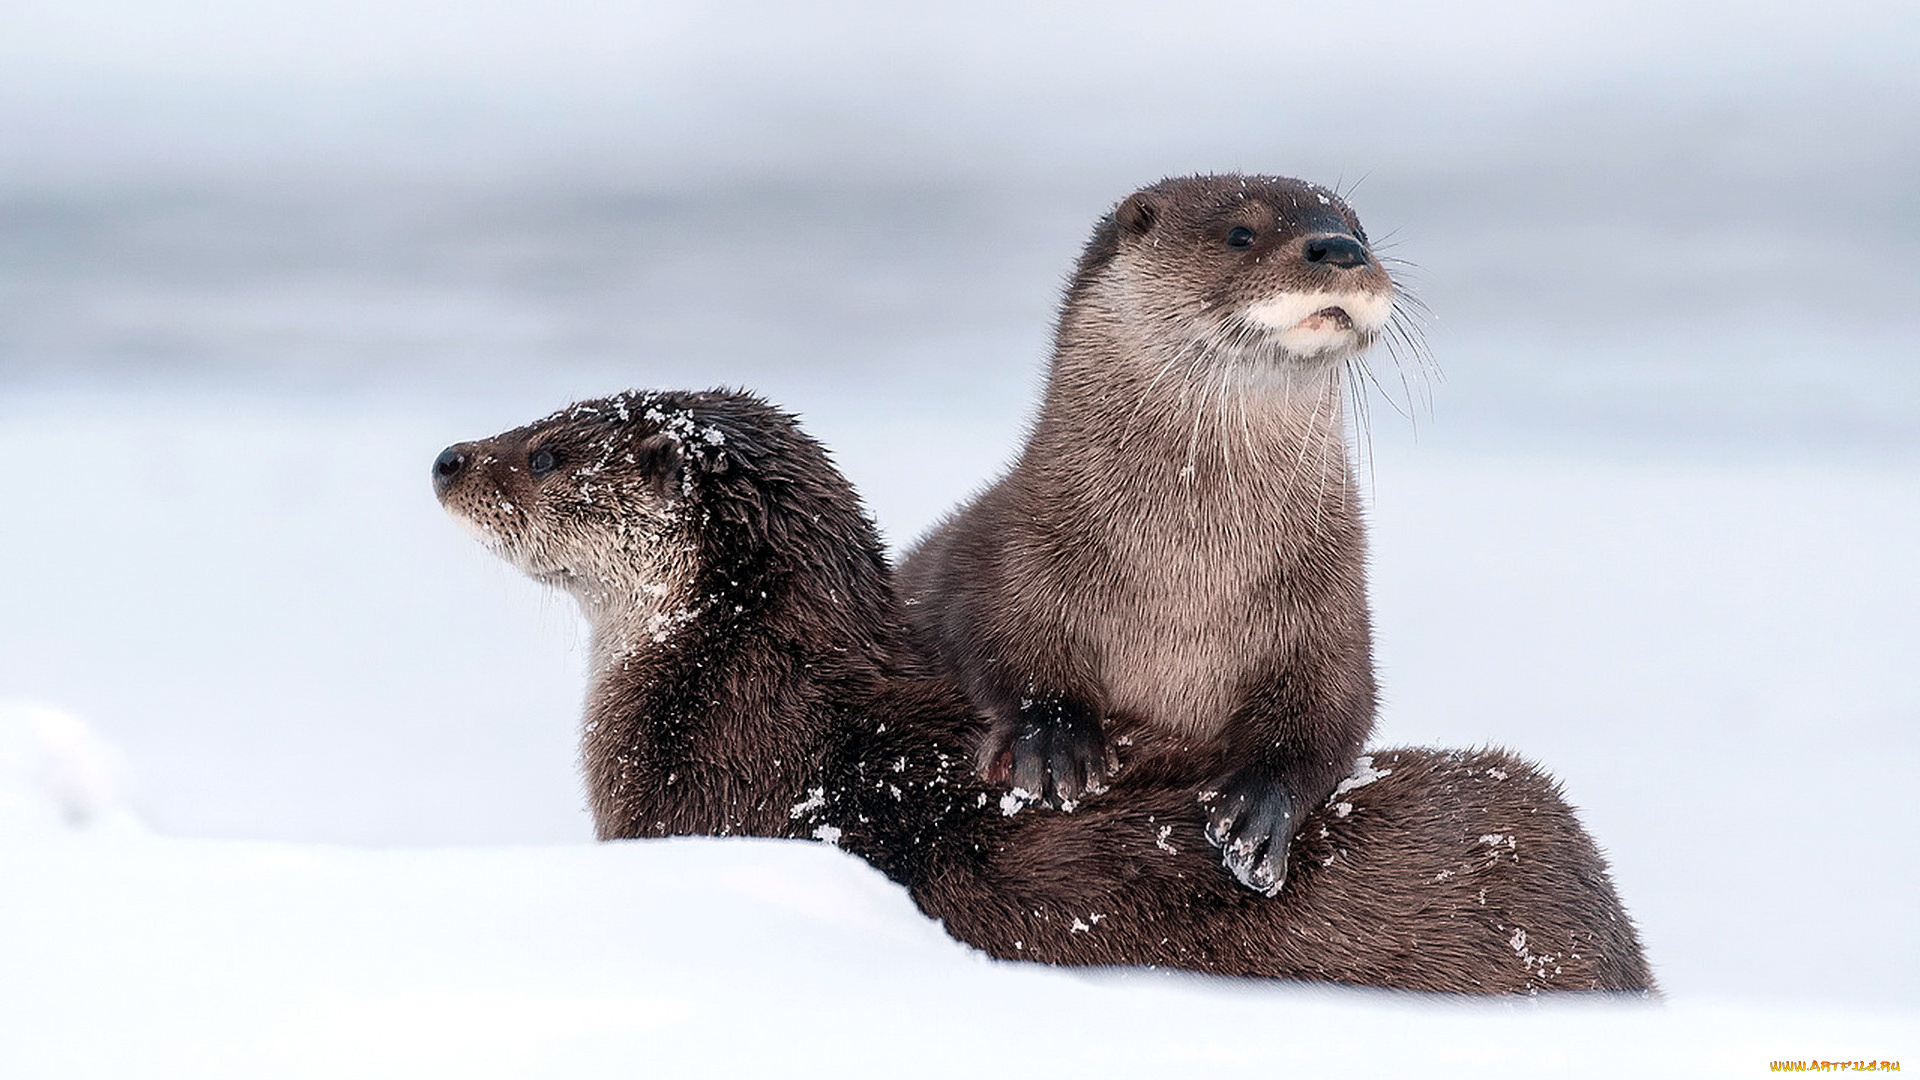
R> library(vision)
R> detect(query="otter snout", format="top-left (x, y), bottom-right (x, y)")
top-left (431, 445), bottom-right (469, 497)
top-left (1303, 234), bottom-right (1369, 270)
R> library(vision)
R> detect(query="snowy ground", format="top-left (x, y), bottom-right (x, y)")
top-left (3, 819), bottom-right (1913, 1080)
top-left (4, 0), bottom-right (1919, 1074)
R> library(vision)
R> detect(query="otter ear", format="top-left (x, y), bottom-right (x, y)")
top-left (634, 433), bottom-right (686, 498)
top-left (1118, 192), bottom-right (1159, 236)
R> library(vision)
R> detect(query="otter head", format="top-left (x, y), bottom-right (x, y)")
top-left (431, 391), bottom-right (731, 645)
top-left (434, 388), bottom-right (893, 659)
top-left (1077, 173), bottom-right (1397, 373)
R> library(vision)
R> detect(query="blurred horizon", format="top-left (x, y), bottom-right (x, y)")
top-left (4, 0), bottom-right (1917, 461)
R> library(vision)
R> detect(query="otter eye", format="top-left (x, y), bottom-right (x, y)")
top-left (1226, 226), bottom-right (1256, 248)
top-left (528, 449), bottom-right (558, 476)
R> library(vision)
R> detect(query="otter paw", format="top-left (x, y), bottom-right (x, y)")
top-left (981, 696), bottom-right (1112, 807)
top-left (1199, 774), bottom-right (1297, 896)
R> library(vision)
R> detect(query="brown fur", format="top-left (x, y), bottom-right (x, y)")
top-left (434, 388), bottom-right (1655, 994)
top-left (900, 173), bottom-right (1405, 894)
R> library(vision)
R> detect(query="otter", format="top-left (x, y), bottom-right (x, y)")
top-left (899, 173), bottom-right (1407, 896)
top-left (432, 388), bottom-right (1653, 994)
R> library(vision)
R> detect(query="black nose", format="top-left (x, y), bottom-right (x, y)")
top-left (1303, 234), bottom-right (1369, 269)
top-left (432, 446), bottom-right (467, 493)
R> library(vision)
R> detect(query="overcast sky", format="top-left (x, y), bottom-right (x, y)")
top-left (5, 0), bottom-right (1915, 182)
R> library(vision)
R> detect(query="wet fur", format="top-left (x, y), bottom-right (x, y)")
top-left (900, 174), bottom-right (1400, 893)
top-left (436, 389), bottom-right (1655, 994)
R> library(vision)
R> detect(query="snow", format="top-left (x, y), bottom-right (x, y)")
top-left (1332, 754), bottom-right (1391, 796)
top-left (789, 786), bottom-right (827, 819)
top-left (0, 704), bottom-right (142, 835)
top-left (2, 767), bottom-right (1913, 1079)
top-left (1000, 788), bottom-right (1039, 816)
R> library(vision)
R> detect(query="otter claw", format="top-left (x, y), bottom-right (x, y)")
top-left (1201, 774), bottom-right (1297, 897)
top-left (983, 696), bottom-right (1110, 807)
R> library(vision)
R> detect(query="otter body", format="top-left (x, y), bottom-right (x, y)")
top-left (434, 389), bottom-right (1653, 994)
top-left (901, 174), bottom-right (1399, 895)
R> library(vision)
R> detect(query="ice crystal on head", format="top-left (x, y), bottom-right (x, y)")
top-left (812, 823), bottom-right (843, 845)
top-left (1486, 767), bottom-right (1509, 780)
top-left (642, 404), bottom-right (727, 458)
top-left (1155, 824), bottom-right (1178, 854)
top-left (1333, 802), bottom-right (1353, 817)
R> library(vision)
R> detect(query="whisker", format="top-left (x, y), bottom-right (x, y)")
top-left (1341, 370), bottom-right (1362, 519)
top-left (1235, 362), bottom-right (1258, 471)
top-left (1357, 353), bottom-right (1415, 424)
top-left (1346, 361), bottom-right (1377, 499)
top-left (1387, 298), bottom-right (1440, 387)
top-left (1311, 378), bottom-right (1336, 536)
top-left (1215, 360), bottom-right (1236, 488)
top-left (1283, 369), bottom-right (1329, 516)
top-left (1182, 367), bottom-right (1211, 500)
top-left (1119, 309), bottom-right (1230, 446)
top-left (1389, 326), bottom-right (1437, 414)
top-left (1381, 331), bottom-right (1431, 417)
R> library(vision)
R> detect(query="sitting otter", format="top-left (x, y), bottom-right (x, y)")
top-left (432, 388), bottom-right (1653, 993)
top-left (901, 174), bottom-right (1405, 897)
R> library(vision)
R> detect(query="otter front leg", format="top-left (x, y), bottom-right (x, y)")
top-left (979, 692), bottom-right (1114, 806)
top-left (1199, 766), bottom-right (1299, 896)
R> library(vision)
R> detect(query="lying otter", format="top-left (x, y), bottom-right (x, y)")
top-left (433, 389), bottom-right (1653, 993)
